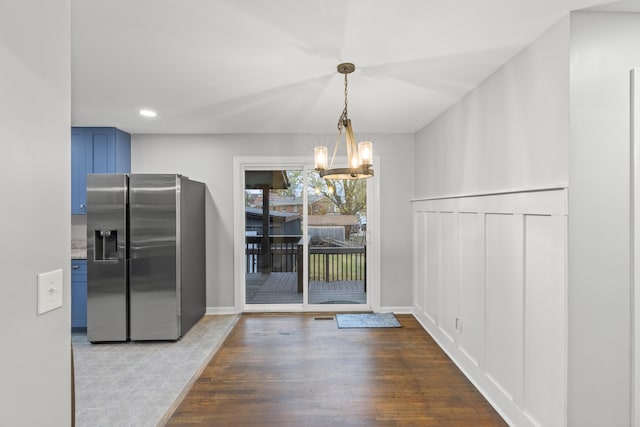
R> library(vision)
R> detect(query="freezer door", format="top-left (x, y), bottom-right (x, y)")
top-left (129, 174), bottom-right (179, 340)
top-left (86, 174), bottom-right (128, 342)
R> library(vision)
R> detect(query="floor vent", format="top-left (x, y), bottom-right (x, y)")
top-left (314, 317), bottom-right (334, 320)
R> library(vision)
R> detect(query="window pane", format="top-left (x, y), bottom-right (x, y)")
top-left (245, 169), bottom-right (302, 304)
top-left (307, 170), bottom-right (367, 305)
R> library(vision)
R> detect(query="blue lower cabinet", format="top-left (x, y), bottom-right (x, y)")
top-left (71, 260), bottom-right (87, 329)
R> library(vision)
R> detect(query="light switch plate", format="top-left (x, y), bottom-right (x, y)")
top-left (37, 269), bottom-right (63, 315)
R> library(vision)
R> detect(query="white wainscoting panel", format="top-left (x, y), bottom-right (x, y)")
top-left (523, 215), bottom-right (566, 427)
top-left (412, 188), bottom-right (567, 427)
top-left (458, 212), bottom-right (485, 368)
top-left (485, 213), bottom-right (524, 406)
top-left (413, 212), bottom-right (426, 314)
top-left (440, 212), bottom-right (460, 344)
top-left (425, 212), bottom-right (440, 324)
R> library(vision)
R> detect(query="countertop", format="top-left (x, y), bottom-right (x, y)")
top-left (72, 240), bottom-right (87, 260)
top-left (71, 249), bottom-right (87, 259)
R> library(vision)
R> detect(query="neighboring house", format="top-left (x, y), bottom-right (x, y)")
top-left (307, 214), bottom-right (360, 241)
top-left (245, 207), bottom-right (302, 236)
top-left (250, 193), bottom-right (334, 215)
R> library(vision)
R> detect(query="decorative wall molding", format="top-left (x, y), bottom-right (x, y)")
top-left (412, 186), bottom-right (568, 215)
top-left (412, 188), bottom-right (567, 427)
top-left (412, 185), bottom-right (568, 203)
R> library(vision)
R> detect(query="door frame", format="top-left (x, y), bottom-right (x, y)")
top-left (233, 156), bottom-right (380, 313)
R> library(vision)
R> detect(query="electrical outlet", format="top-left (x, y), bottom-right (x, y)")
top-left (37, 269), bottom-right (63, 315)
top-left (455, 317), bottom-right (463, 334)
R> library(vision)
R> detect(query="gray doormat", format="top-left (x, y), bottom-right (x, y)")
top-left (336, 313), bottom-right (402, 328)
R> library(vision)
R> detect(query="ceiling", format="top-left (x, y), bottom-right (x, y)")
top-left (71, 0), bottom-right (623, 135)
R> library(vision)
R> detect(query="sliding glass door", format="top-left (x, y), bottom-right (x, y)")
top-left (242, 165), bottom-right (368, 310)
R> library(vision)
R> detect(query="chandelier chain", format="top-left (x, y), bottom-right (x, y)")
top-left (338, 72), bottom-right (349, 131)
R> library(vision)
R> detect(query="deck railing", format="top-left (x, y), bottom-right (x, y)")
top-left (308, 247), bottom-right (366, 281)
top-left (245, 235), bottom-right (366, 292)
top-left (245, 235), bottom-right (301, 273)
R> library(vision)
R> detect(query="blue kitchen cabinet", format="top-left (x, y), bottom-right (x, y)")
top-left (71, 127), bottom-right (131, 214)
top-left (71, 128), bottom-right (89, 214)
top-left (71, 259), bottom-right (87, 330)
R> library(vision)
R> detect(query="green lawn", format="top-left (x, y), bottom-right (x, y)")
top-left (308, 253), bottom-right (365, 281)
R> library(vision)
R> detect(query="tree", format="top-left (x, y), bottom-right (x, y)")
top-left (317, 178), bottom-right (366, 216)
top-left (284, 170), bottom-right (366, 216)
top-left (280, 171), bottom-right (366, 238)
top-left (318, 176), bottom-right (366, 239)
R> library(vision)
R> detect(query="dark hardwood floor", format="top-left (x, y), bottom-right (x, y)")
top-left (167, 313), bottom-right (507, 426)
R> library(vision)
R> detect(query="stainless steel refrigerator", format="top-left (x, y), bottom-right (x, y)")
top-left (86, 173), bottom-right (206, 342)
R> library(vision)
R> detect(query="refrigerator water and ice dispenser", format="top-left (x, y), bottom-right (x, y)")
top-left (93, 230), bottom-right (118, 261)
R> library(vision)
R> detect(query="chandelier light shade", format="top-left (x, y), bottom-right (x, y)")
top-left (358, 141), bottom-right (372, 166)
top-left (314, 146), bottom-right (328, 170)
top-left (314, 63), bottom-right (374, 180)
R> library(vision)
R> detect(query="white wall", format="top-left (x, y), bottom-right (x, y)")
top-left (0, 0), bottom-right (72, 425)
top-left (412, 17), bottom-right (571, 426)
top-left (414, 17), bottom-right (570, 198)
top-left (568, 11), bottom-right (640, 426)
top-left (132, 133), bottom-right (414, 309)
top-left (413, 9), bottom-right (640, 426)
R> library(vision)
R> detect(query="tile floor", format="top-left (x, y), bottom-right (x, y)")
top-left (72, 314), bottom-right (239, 427)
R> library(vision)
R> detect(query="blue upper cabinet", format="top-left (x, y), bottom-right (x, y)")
top-left (114, 128), bottom-right (131, 173)
top-left (71, 127), bottom-right (131, 214)
top-left (71, 128), bottom-right (89, 214)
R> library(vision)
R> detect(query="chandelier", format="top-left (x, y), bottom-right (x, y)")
top-left (314, 63), bottom-right (374, 179)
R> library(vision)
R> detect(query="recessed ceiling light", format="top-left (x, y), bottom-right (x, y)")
top-left (139, 109), bottom-right (157, 118)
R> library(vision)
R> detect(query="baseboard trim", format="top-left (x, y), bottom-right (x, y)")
top-left (379, 306), bottom-right (413, 314)
top-left (206, 306), bottom-right (240, 315)
top-left (412, 307), bottom-right (534, 427)
top-left (204, 306), bottom-right (412, 315)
